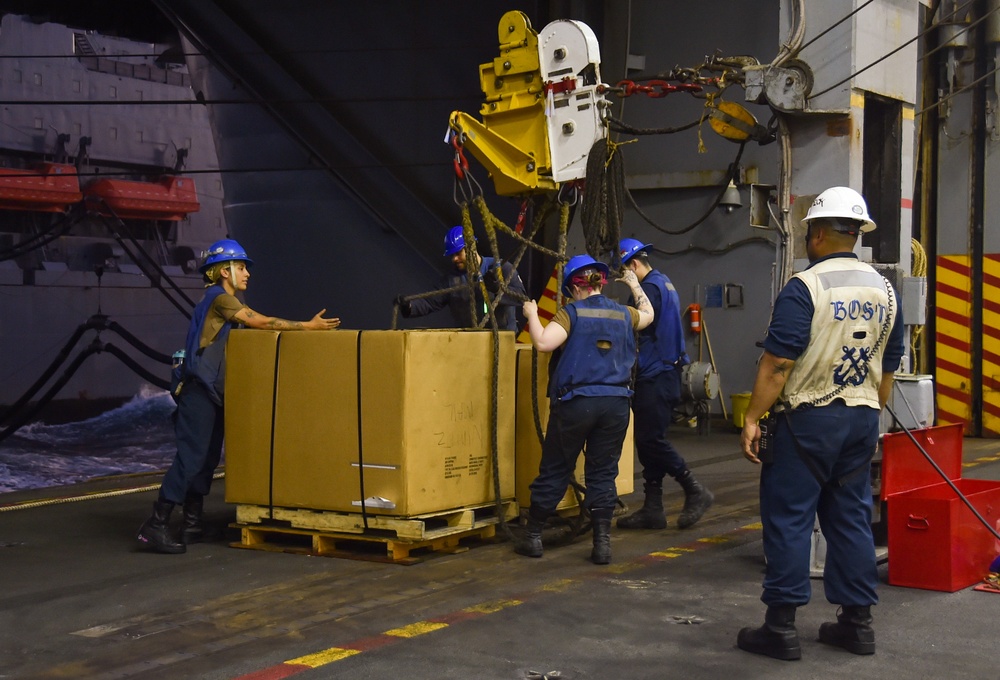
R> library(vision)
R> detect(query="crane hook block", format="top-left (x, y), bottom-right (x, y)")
top-left (448, 11), bottom-right (608, 196)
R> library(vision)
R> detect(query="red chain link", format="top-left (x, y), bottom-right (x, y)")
top-left (612, 79), bottom-right (703, 98)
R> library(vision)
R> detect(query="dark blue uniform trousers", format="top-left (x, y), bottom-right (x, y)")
top-left (529, 395), bottom-right (630, 514)
top-left (160, 381), bottom-right (225, 505)
top-left (632, 369), bottom-right (687, 483)
top-left (760, 401), bottom-right (879, 608)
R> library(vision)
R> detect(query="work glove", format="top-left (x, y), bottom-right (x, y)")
top-left (394, 295), bottom-right (412, 318)
top-left (483, 264), bottom-right (503, 294)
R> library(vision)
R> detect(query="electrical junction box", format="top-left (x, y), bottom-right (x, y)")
top-left (513, 345), bottom-right (633, 511)
top-left (882, 423), bottom-right (1000, 592)
top-left (879, 374), bottom-right (935, 434)
top-left (902, 276), bottom-right (927, 325)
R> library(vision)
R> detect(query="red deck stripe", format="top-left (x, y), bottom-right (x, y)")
top-left (233, 663), bottom-right (310, 680)
top-left (344, 635), bottom-right (396, 652)
top-left (900, 198), bottom-right (913, 209)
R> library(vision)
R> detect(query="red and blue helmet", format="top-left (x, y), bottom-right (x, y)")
top-left (562, 254), bottom-right (610, 297)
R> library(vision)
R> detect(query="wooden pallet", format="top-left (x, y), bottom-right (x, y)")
top-left (231, 500), bottom-right (518, 564)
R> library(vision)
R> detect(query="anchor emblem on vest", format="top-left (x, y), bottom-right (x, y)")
top-left (833, 345), bottom-right (871, 386)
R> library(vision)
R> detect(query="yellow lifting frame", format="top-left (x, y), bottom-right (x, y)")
top-left (449, 10), bottom-right (557, 196)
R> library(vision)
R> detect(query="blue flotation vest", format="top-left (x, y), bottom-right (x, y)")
top-left (636, 269), bottom-right (688, 380)
top-left (550, 295), bottom-right (636, 402)
top-left (176, 285), bottom-right (235, 405)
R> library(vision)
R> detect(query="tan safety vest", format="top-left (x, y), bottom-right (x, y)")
top-left (781, 257), bottom-right (896, 410)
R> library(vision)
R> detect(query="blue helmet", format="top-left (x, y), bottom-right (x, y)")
top-left (619, 238), bottom-right (652, 264)
top-left (443, 225), bottom-right (474, 256)
top-left (562, 254), bottom-right (610, 296)
top-left (199, 239), bottom-right (253, 273)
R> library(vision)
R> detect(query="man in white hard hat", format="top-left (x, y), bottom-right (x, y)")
top-left (736, 187), bottom-right (905, 660)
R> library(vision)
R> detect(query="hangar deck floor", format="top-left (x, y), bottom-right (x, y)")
top-left (2, 424), bottom-right (998, 679)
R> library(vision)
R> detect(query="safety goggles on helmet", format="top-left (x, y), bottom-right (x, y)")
top-left (562, 254), bottom-right (610, 296)
top-left (199, 238), bottom-right (253, 273)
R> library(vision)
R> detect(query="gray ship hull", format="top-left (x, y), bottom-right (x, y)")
top-left (0, 14), bottom-right (226, 413)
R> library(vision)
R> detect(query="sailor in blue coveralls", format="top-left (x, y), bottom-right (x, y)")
top-left (396, 225), bottom-right (527, 331)
top-left (615, 238), bottom-right (714, 531)
top-left (736, 187), bottom-right (905, 659)
top-left (516, 254), bottom-right (654, 564)
top-left (137, 239), bottom-right (341, 554)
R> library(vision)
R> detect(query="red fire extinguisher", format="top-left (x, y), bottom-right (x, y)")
top-left (688, 303), bottom-right (701, 334)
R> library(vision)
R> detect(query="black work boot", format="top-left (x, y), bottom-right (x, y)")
top-left (737, 605), bottom-right (801, 660)
top-left (590, 507), bottom-right (614, 565)
top-left (819, 605), bottom-right (875, 655)
top-left (182, 493), bottom-right (205, 544)
top-left (616, 481), bottom-right (667, 529)
top-left (676, 470), bottom-right (714, 529)
top-left (137, 501), bottom-right (186, 554)
top-left (514, 511), bottom-right (545, 558)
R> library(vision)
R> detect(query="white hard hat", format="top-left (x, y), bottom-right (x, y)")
top-left (802, 186), bottom-right (876, 233)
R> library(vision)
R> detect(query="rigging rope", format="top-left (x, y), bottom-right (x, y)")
top-left (909, 238), bottom-right (928, 370)
top-left (580, 138), bottom-right (627, 270)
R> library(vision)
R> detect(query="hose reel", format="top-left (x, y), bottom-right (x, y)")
top-left (681, 361), bottom-right (720, 402)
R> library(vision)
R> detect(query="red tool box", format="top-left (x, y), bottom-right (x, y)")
top-left (882, 423), bottom-right (1000, 592)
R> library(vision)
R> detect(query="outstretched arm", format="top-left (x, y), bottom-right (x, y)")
top-left (233, 307), bottom-right (340, 331)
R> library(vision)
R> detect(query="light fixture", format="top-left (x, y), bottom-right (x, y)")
top-left (720, 180), bottom-right (742, 214)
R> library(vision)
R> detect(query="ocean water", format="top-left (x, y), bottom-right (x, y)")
top-left (0, 386), bottom-right (180, 493)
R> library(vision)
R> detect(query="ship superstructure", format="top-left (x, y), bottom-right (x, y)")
top-left (0, 14), bottom-right (226, 420)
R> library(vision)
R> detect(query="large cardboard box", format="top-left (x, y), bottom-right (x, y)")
top-left (223, 329), bottom-right (281, 507)
top-left (225, 329), bottom-right (516, 517)
top-left (883, 423), bottom-right (1000, 592)
top-left (513, 344), bottom-right (634, 510)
